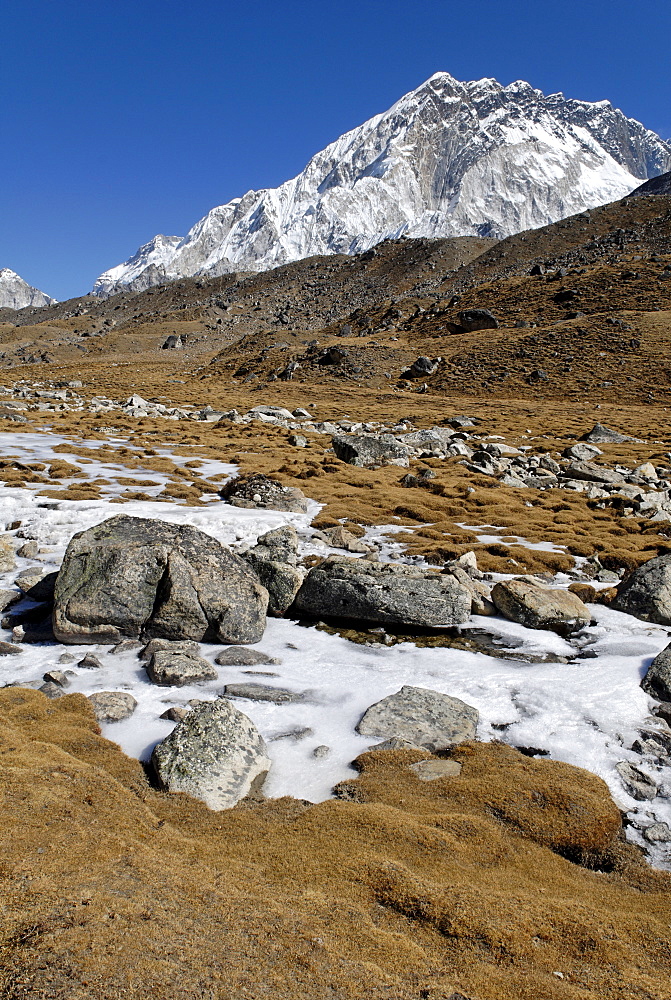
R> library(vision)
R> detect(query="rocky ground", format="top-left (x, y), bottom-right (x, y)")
top-left (1, 192), bottom-right (671, 998)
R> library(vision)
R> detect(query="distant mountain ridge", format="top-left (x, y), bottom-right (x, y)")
top-left (0, 269), bottom-right (57, 310)
top-left (93, 72), bottom-right (671, 297)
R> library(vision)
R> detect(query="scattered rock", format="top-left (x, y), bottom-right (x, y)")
top-left (492, 580), bottom-right (591, 634)
top-left (151, 698), bottom-right (270, 810)
top-left (318, 525), bottom-right (371, 553)
top-left (214, 647), bottom-right (281, 667)
top-left (611, 554), bottom-right (671, 625)
top-left (641, 642), bottom-right (671, 701)
top-left (582, 422), bottom-right (640, 444)
top-left (39, 681), bottom-right (63, 699)
top-left (0, 589), bottom-right (20, 612)
top-left (402, 356), bottom-right (439, 379)
top-left (0, 535), bottom-right (16, 573)
top-left (643, 821), bottom-right (671, 843)
top-left (458, 308), bottom-right (498, 331)
top-left (356, 685), bottom-right (479, 751)
top-left (565, 461), bottom-right (626, 485)
top-left (77, 653), bottom-right (103, 669)
top-left (288, 433), bottom-right (307, 447)
top-left (88, 691), bottom-right (137, 722)
top-left (140, 638), bottom-right (202, 661)
top-left (58, 652), bottom-right (75, 664)
top-left (563, 443), bottom-right (602, 461)
top-left (615, 761), bottom-right (658, 800)
top-left (568, 582), bottom-right (598, 603)
top-left (295, 556), bottom-right (471, 627)
top-left (312, 745), bottom-right (330, 758)
top-left (369, 736), bottom-right (425, 751)
top-left (221, 474), bottom-right (309, 513)
top-left (222, 683), bottom-right (304, 703)
top-left (161, 334), bottom-right (184, 350)
top-left (242, 525), bottom-right (303, 615)
top-left (160, 706), bottom-right (190, 722)
top-left (110, 638), bottom-right (144, 655)
top-left (146, 650), bottom-right (217, 687)
top-left (17, 541), bottom-right (38, 558)
top-left (53, 514), bottom-right (268, 645)
top-left (42, 669), bottom-right (69, 686)
top-left (0, 641), bottom-right (22, 655)
top-left (332, 433), bottom-right (411, 468)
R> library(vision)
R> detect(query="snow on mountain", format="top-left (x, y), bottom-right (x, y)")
top-left (0, 269), bottom-right (57, 310)
top-left (93, 72), bottom-right (671, 297)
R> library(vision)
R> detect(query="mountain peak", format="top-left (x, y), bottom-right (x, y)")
top-left (0, 269), bottom-right (57, 310)
top-left (92, 73), bottom-right (671, 297)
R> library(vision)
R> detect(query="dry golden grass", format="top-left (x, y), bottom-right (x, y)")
top-left (0, 688), bottom-right (669, 1000)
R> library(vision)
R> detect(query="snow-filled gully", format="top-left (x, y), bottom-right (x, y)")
top-left (0, 432), bottom-right (670, 868)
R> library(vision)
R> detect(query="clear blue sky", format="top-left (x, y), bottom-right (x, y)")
top-left (2, 0), bottom-right (669, 301)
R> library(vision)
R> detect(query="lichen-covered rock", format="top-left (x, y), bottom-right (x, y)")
top-left (294, 556), bottom-right (471, 627)
top-left (53, 515), bottom-right (268, 645)
top-left (0, 535), bottom-right (16, 573)
top-left (491, 580), bottom-right (591, 633)
top-left (611, 554), bottom-right (671, 625)
top-left (146, 649), bottom-right (217, 686)
top-left (151, 698), bottom-right (270, 809)
top-left (356, 685), bottom-right (478, 751)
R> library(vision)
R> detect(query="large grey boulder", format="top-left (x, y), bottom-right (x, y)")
top-left (611, 554), bottom-right (671, 625)
top-left (221, 474), bottom-right (308, 513)
top-left (331, 433), bottom-right (411, 468)
top-left (151, 697), bottom-right (270, 810)
top-left (294, 556), bottom-right (471, 627)
top-left (356, 685), bottom-right (478, 751)
top-left (491, 580), bottom-right (591, 633)
top-left (242, 525), bottom-right (303, 616)
top-left (397, 426), bottom-right (455, 454)
top-left (53, 515), bottom-right (268, 645)
top-left (642, 643), bottom-right (671, 701)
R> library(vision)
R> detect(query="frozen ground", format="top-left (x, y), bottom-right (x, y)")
top-left (0, 432), bottom-right (670, 867)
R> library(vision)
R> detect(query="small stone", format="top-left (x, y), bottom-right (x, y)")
top-left (0, 589), bottom-right (21, 612)
top-left (140, 638), bottom-right (201, 661)
top-left (160, 706), bottom-right (190, 722)
top-left (0, 535), bottom-right (16, 573)
top-left (409, 759), bottom-right (462, 781)
top-left (88, 691), bottom-right (137, 722)
top-left (289, 434), bottom-right (307, 448)
top-left (39, 681), bottom-right (63, 699)
top-left (222, 683), bottom-right (304, 704)
top-left (17, 541), bottom-right (38, 558)
top-left (270, 727), bottom-right (314, 743)
top-left (147, 650), bottom-right (217, 686)
top-left (109, 639), bottom-right (144, 655)
top-left (312, 745), bottom-right (331, 758)
top-left (615, 761), bottom-right (659, 800)
top-left (643, 821), bottom-right (671, 843)
top-left (42, 669), bottom-right (69, 687)
top-left (58, 652), bottom-right (76, 664)
top-left (78, 653), bottom-right (103, 669)
top-left (369, 737), bottom-right (425, 751)
top-left (0, 641), bottom-right (22, 656)
top-left (214, 648), bottom-right (281, 667)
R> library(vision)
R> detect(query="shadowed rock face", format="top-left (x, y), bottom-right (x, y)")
top-left (612, 554), bottom-right (671, 625)
top-left (53, 514), bottom-right (268, 645)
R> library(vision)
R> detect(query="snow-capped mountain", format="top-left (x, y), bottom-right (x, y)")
top-left (93, 72), bottom-right (671, 297)
top-left (0, 269), bottom-right (57, 310)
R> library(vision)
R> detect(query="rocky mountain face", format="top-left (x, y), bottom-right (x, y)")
top-left (93, 72), bottom-right (671, 297)
top-left (0, 268), bottom-right (57, 309)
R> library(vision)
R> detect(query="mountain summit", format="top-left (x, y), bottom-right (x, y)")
top-left (0, 269), bottom-right (57, 310)
top-left (93, 72), bottom-right (671, 297)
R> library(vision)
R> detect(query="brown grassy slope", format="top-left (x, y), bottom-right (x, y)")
top-left (1, 688), bottom-right (669, 1000)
